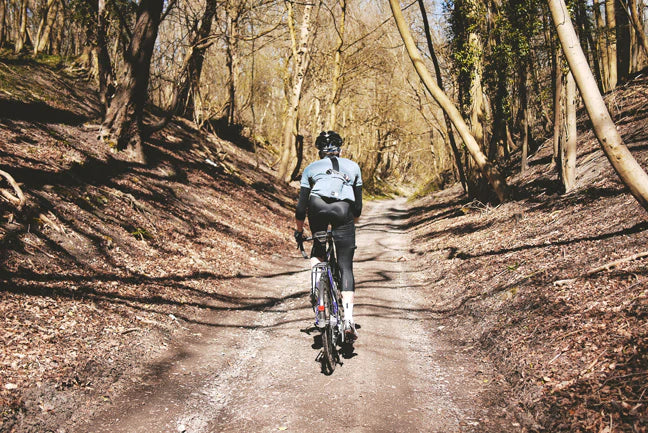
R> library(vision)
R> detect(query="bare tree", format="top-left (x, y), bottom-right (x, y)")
top-left (389, 0), bottom-right (508, 202)
top-left (277, 1), bottom-right (317, 182)
top-left (593, 1), bottom-right (611, 91)
top-left (548, 0), bottom-right (648, 210)
top-left (417, 0), bottom-right (467, 193)
top-left (552, 46), bottom-right (564, 167)
top-left (33, 0), bottom-right (59, 54)
top-left (96, 0), bottom-right (114, 115)
top-left (99, 0), bottom-right (165, 163)
top-left (0, 0), bottom-right (6, 47)
top-left (327, 0), bottom-right (346, 131)
top-left (626, 0), bottom-right (648, 58)
top-left (14, 0), bottom-right (28, 53)
top-left (176, 0), bottom-right (218, 121)
top-left (605, 0), bottom-right (618, 89)
top-left (562, 70), bottom-right (576, 192)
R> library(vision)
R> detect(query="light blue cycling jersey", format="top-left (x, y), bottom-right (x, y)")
top-left (300, 157), bottom-right (362, 202)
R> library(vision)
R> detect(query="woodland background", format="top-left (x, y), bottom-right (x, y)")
top-left (1, 0), bottom-right (646, 197)
top-left (1, 0), bottom-right (648, 431)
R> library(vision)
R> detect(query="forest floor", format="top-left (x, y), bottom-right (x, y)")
top-left (0, 57), bottom-right (647, 432)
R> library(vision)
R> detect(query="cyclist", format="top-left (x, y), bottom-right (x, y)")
top-left (294, 131), bottom-right (363, 340)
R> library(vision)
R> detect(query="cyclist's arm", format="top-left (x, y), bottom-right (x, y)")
top-left (295, 186), bottom-right (310, 231)
top-left (353, 184), bottom-right (363, 220)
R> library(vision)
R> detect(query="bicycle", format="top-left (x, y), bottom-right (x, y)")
top-left (299, 229), bottom-right (350, 374)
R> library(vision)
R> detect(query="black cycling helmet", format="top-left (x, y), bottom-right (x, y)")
top-left (315, 130), bottom-right (343, 155)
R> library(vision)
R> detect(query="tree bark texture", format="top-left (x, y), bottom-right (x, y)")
top-left (615, 0), bottom-right (631, 81)
top-left (552, 47), bottom-right (564, 167)
top-left (520, 64), bottom-right (530, 174)
top-left (33, 0), bottom-right (58, 54)
top-left (417, 0), bottom-right (467, 193)
top-left (327, 0), bottom-right (346, 131)
top-left (389, 0), bottom-right (508, 202)
top-left (176, 0), bottom-right (217, 121)
top-left (96, 0), bottom-right (114, 115)
top-left (225, 3), bottom-right (240, 127)
top-left (0, 0), bottom-right (6, 47)
top-left (99, 0), bottom-right (164, 163)
top-left (605, 0), bottom-right (618, 89)
top-left (468, 32), bottom-right (485, 148)
top-left (594, 1), bottom-right (611, 91)
top-left (277, 3), bottom-right (314, 182)
top-left (627, 0), bottom-right (648, 58)
top-left (562, 71), bottom-right (577, 192)
top-left (548, 0), bottom-right (648, 211)
top-left (15, 0), bottom-right (28, 53)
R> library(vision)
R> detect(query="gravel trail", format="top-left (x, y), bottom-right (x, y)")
top-left (81, 199), bottom-right (493, 433)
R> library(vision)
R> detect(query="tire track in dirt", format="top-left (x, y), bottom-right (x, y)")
top-left (80, 199), bottom-right (495, 433)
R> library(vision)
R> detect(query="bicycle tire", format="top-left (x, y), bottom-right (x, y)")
top-left (319, 273), bottom-right (337, 374)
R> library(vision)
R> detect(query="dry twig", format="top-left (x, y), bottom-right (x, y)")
top-left (0, 170), bottom-right (26, 210)
top-left (584, 251), bottom-right (648, 276)
top-left (554, 251), bottom-right (648, 285)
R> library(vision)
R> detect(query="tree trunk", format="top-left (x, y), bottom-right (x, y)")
top-left (99, 0), bottom-right (164, 163)
top-left (15, 0), bottom-right (27, 53)
top-left (390, 0), bottom-right (508, 202)
top-left (468, 32), bottom-right (485, 149)
top-left (327, 0), bottom-right (346, 131)
top-left (277, 2), bottom-right (314, 182)
top-left (96, 0), bottom-right (114, 116)
top-left (176, 0), bottom-right (217, 121)
top-left (520, 64), bottom-right (530, 174)
top-left (548, 0), bottom-right (648, 211)
top-left (562, 71), bottom-right (577, 192)
top-left (616, 0), bottom-right (631, 82)
top-left (576, 0), bottom-right (603, 90)
top-left (627, 0), bottom-right (648, 58)
top-left (552, 47), bottom-right (564, 167)
top-left (594, 1), bottom-right (610, 91)
top-left (605, 0), bottom-right (618, 89)
top-left (417, 0), bottom-right (467, 193)
top-left (225, 2), bottom-right (240, 127)
top-left (33, 0), bottom-right (57, 54)
top-left (289, 134), bottom-right (305, 181)
top-left (0, 0), bottom-right (6, 48)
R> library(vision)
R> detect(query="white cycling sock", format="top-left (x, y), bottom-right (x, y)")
top-left (342, 291), bottom-right (354, 323)
top-left (310, 257), bottom-right (322, 289)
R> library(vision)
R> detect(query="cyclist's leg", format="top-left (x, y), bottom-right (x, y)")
top-left (332, 210), bottom-right (357, 339)
top-left (307, 196), bottom-right (329, 314)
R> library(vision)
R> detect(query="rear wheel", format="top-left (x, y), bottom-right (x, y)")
top-left (319, 275), bottom-right (337, 374)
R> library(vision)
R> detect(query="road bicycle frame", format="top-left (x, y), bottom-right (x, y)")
top-left (302, 230), bottom-right (345, 337)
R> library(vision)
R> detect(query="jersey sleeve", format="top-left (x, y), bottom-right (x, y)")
top-left (300, 164), bottom-right (312, 188)
top-left (295, 186), bottom-right (310, 221)
top-left (353, 162), bottom-right (363, 186)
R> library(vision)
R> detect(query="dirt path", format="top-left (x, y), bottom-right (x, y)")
top-left (79, 199), bottom-right (499, 433)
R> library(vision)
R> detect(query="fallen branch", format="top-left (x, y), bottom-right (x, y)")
top-left (554, 251), bottom-right (648, 285)
top-left (22, 237), bottom-right (55, 258)
top-left (0, 170), bottom-right (26, 210)
top-left (584, 251), bottom-right (648, 276)
top-left (38, 212), bottom-right (64, 233)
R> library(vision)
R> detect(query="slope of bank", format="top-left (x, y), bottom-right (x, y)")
top-left (0, 57), bottom-right (294, 431)
top-left (407, 73), bottom-right (648, 431)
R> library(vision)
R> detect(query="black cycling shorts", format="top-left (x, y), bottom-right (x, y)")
top-left (308, 194), bottom-right (356, 292)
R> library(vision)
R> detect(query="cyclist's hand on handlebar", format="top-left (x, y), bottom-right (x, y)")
top-left (294, 230), bottom-right (304, 248)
